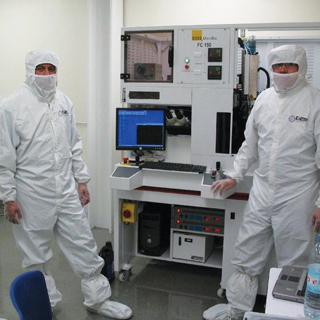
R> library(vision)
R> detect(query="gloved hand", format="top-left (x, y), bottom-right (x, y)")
top-left (311, 207), bottom-right (320, 232)
top-left (4, 201), bottom-right (22, 224)
top-left (78, 183), bottom-right (90, 206)
top-left (211, 178), bottom-right (237, 195)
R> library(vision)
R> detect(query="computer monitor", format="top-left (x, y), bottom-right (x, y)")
top-left (116, 108), bottom-right (166, 153)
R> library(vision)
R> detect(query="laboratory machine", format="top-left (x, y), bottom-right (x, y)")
top-left (110, 23), bottom-right (320, 298)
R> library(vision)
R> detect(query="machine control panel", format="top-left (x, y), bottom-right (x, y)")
top-left (208, 66), bottom-right (222, 80)
top-left (176, 27), bottom-right (232, 85)
top-left (208, 48), bottom-right (223, 62)
top-left (171, 205), bottom-right (225, 234)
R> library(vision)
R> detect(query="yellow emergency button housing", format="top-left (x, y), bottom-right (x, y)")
top-left (121, 202), bottom-right (136, 223)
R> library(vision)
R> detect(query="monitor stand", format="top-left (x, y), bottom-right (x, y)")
top-left (131, 150), bottom-right (145, 166)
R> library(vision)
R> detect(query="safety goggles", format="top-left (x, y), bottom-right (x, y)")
top-left (272, 63), bottom-right (298, 71)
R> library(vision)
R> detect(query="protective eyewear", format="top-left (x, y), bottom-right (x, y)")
top-left (272, 63), bottom-right (298, 71)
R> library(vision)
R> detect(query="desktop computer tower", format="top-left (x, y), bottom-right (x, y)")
top-left (138, 203), bottom-right (171, 256)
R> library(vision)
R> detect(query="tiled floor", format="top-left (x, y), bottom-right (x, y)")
top-left (0, 215), bottom-right (265, 319)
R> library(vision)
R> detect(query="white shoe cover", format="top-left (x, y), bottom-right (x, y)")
top-left (203, 303), bottom-right (244, 320)
top-left (87, 299), bottom-right (133, 319)
top-left (203, 304), bottom-right (229, 320)
top-left (43, 273), bottom-right (62, 307)
top-left (82, 274), bottom-right (112, 307)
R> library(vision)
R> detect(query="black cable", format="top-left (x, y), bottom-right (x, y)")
top-left (137, 66), bottom-right (151, 80)
top-left (258, 67), bottom-right (270, 89)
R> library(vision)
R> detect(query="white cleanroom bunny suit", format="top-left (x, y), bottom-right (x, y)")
top-left (204, 45), bottom-right (320, 320)
top-left (0, 49), bottom-right (132, 319)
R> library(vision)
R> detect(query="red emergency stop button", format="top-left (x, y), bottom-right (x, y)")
top-left (123, 210), bottom-right (131, 219)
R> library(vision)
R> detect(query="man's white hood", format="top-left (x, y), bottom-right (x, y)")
top-left (268, 45), bottom-right (307, 94)
top-left (25, 49), bottom-right (59, 102)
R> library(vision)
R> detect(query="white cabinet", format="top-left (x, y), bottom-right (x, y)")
top-left (111, 166), bottom-right (275, 296)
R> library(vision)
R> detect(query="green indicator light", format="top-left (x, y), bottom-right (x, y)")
top-left (185, 58), bottom-right (190, 63)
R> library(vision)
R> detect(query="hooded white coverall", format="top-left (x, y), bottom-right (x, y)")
top-left (204, 45), bottom-right (320, 319)
top-left (0, 50), bottom-right (128, 316)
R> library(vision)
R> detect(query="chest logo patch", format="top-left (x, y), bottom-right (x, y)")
top-left (289, 115), bottom-right (308, 123)
top-left (58, 110), bottom-right (69, 116)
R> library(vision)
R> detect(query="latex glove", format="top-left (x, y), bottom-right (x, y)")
top-left (311, 207), bottom-right (320, 232)
top-left (211, 178), bottom-right (237, 195)
top-left (4, 201), bottom-right (22, 224)
top-left (78, 183), bottom-right (90, 206)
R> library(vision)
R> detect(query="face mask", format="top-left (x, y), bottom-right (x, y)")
top-left (34, 74), bottom-right (57, 91)
top-left (28, 74), bottom-right (57, 102)
top-left (272, 72), bottom-right (299, 92)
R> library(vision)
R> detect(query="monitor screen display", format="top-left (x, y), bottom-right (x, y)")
top-left (116, 108), bottom-right (166, 151)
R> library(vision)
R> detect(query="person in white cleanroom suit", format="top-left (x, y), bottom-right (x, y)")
top-left (0, 49), bottom-right (132, 319)
top-left (203, 44), bottom-right (320, 320)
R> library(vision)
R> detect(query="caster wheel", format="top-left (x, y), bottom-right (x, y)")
top-left (119, 270), bottom-right (130, 282)
top-left (217, 288), bottom-right (226, 299)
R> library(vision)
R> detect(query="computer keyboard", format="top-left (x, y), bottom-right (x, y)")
top-left (139, 161), bottom-right (207, 173)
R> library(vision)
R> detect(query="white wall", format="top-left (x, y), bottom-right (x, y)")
top-left (123, 0), bottom-right (320, 27)
top-left (0, 0), bottom-right (320, 232)
top-left (0, 0), bottom-right (89, 156)
top-left (87, 0), bottom-right (123, 230)
top-left (0, 0), bottom-right (123, 231)
top-left (0, 0), bottom-right (88, 120)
